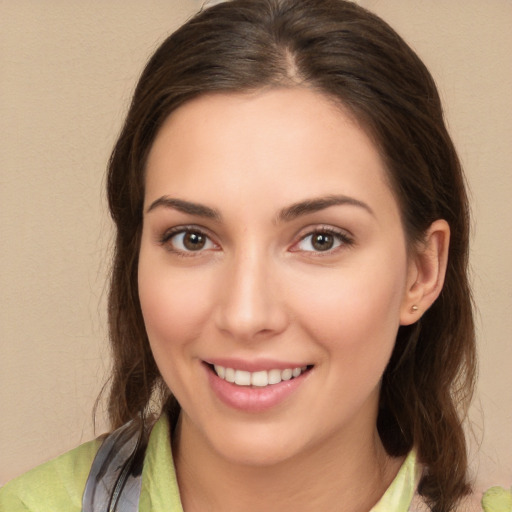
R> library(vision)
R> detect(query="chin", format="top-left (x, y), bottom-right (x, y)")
top-left (211, 433), bottom-right (305, 468)
top-left (185, 413), bottom-right (313, 468)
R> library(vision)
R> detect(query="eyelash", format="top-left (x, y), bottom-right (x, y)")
top-left (158, 225), bottom-right (354, 256)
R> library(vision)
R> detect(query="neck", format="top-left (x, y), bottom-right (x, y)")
top-left (173, 413), bottom-right (403, 512)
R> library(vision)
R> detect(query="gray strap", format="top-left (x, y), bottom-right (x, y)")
top-left (82, 419), bottom-right (148, 512)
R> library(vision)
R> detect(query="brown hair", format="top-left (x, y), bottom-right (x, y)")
top-left (104, 1), bottom-right (476, 510)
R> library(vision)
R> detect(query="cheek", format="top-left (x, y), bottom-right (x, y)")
top-left (289, 255), bottom-right (406, 363)
top-left (137, 260), bottom-right (213, 353)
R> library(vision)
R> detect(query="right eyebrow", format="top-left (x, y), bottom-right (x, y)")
top-left (146, 196), bottom-right (221, 220)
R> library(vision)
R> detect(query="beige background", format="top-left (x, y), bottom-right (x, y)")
top-left (1, 0), bottom-right (511, 490)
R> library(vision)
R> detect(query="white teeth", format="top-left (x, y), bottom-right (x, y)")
top-left (214, 365), bottom-right (225, 379)
top-left (251, 370), bottom-right (268, 387)
top-left (225, 367), bottom-right (236, 383)
top-left (281, 368), bottom-right (293, 381)
top-left (213, 365), bottom-right (308, 387)
top-left (268, 369), bottom-right (282, 385)
top-left (234, 370), bottom-right (251, 386)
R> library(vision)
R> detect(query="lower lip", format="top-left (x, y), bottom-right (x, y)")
top-left (206, 365), bottom-right (309, 413)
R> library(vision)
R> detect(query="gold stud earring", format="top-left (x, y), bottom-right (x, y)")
top-left (411, 305), bottom-right (419, 312)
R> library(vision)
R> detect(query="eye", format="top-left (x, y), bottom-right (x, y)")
top-left (294, 229), bottom-right (352, 253)
top-left (161, 228), bottom-right (217, 254)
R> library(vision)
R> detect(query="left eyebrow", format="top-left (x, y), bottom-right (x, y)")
top-left (277, 195), bottom-right (374, 223)
top-left (146, 196), bottom-right (221, 220)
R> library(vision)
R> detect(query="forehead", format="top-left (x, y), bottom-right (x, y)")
top-left (144, 88), bottom-right (399, 225)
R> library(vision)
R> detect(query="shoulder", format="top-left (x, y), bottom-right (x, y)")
top-left (0, 437), bottom-right (102, 512)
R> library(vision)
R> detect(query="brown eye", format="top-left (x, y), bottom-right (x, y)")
top-left (183, 231), bottom-right (207, 251)
top-left (294, 229), bottom-right (352, 253)
top-left (311, 233), bottom-right (334, 251)
top-left (163, 229), bottom-right (216, 253)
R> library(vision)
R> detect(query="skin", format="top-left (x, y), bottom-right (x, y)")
top-left (138, 87), bottom-right (449, 512)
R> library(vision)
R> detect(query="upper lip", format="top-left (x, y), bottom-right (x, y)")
top-left (204, 358), bottom-right (311, 372)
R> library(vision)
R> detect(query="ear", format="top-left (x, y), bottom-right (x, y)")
top-left (400, 219), bottom-right (450, 326)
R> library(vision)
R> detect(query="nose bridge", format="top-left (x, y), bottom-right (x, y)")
top-left (215, 242), bottom-right (286, 340)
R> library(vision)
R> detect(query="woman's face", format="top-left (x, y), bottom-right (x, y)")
top-left (138, 88), bottom-right (417, 466)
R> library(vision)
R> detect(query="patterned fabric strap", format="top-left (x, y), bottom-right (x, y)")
top-left (82, 419), bottom-right (148, 512)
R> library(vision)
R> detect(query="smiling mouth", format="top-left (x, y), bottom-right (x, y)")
top-left (209, 364), bottom-right (312, 388)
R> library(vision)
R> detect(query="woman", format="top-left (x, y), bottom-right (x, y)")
top-left (0, 0), bottom-right (477, 510)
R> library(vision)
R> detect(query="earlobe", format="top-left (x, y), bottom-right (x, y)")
top-left (400, 219), bottom-right (450, 326)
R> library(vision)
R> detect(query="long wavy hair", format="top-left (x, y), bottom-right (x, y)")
top-left (104, 1), bottom-right (476, 510)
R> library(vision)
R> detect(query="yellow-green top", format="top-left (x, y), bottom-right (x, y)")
top-left (0, 415), bottom-right (419, 511)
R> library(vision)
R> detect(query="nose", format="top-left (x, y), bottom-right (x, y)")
top-left (214, 248), bottom-right (288, 341)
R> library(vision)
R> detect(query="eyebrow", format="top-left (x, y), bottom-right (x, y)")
top-left (145, 194), bottom-right (373, 222)
top-left (277, 195), bottom-right (374, 222)
top-left (146, 196), bottom-right (221, 220)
